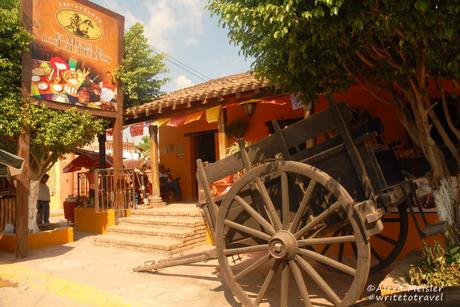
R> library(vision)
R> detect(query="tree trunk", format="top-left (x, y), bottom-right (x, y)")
top-left (28, 179), bottom-right (40, 232)
top-left (400, 83), bottom-right (459, 242)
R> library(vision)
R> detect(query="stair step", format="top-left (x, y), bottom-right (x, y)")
top-left (131, 207), bottom-right (202, 218)
top-left (94, 233), bottom-right (209, 255)
top-left (94, 233), bottom-right (182, 251)
top-left (120, 216), bottom-right (205, 228)
top-left (107, 225), bottom-right (206, 238)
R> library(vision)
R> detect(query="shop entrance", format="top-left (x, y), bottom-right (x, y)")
top-left (190, 131), bottom-right (216, 197)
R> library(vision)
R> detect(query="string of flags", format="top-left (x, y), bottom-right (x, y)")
top-left (106, 94), bottom-right (302, 137)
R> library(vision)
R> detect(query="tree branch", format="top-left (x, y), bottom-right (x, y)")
top-left (354, 51), bottom-right (375, 68)
top-left (436, 79), bottom-right (460, 142)
top-left (426, 96), bottom-right (460, 170)
top-left (342, 63), bottom-right (392, 105)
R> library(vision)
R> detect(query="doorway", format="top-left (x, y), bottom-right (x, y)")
top-left (190, 131), bottom-right (216, 197)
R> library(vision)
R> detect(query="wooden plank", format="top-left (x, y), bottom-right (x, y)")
top-left (203, 103), bottom-right (353, 183)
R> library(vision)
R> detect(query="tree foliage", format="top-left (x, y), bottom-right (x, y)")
top-left (136, 135), bottom-right (151, 160)
top-left (209, 0), bottom-right (460, 240)
top-left (117, 23), bottom-right (168, 108)
top-left (208, 1), bottom-right (460, 100)
top-left (28, 105), bottom-right (105, 179)
top-left (0, 0), bottom-right (31, 136)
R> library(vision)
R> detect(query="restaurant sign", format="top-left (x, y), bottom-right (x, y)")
top-left (24, 0), bottom-right (124, 114)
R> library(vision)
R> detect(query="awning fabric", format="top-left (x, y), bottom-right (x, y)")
top-left (206, 105), bottom-right (221, 123)
top-left (0, 149), bottom-right (24, 177)
top-left (184, 111), bottom-right (203, 124)
top-left (166, 115), bottom-right (187, 127)
top-left (63, 151), bottom-right (113, 173)
top-left (153, 118), bottom-right (170, 126)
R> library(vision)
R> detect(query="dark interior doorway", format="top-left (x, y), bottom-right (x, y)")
top-left (190, 131), bottom-right (216, 197)
top-left (194, 132), bottom-right (216, 163)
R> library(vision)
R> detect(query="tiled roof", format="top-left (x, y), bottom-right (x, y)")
top-left (124, 72), bottom-right (272, 119)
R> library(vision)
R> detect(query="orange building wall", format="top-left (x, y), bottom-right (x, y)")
top-left (226, 100), bottom-right (305, 143)
top-left (159, 117), bottom-right (218, 200)
top-left (318, 85), bottom-right (409, 146)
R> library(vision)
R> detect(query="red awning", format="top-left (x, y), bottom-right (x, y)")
top-left (63, 151), bottom-right (113, 173)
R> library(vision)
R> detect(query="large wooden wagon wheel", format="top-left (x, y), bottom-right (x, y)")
top-left (215, 161), bottom-right (370, 307)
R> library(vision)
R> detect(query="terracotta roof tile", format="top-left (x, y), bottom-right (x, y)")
top-left (125, 72), bottom-right (271, 118)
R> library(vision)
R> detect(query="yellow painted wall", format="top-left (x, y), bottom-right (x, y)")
top-left (74, 208), bottom-right (115, 234)
top-left (48, 154), bottom-right (75, 213)
top-left (0, 227), bottom-right (73, 252)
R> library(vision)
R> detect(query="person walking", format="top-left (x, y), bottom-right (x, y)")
top-left (37, 174), bottom-right (50, 224)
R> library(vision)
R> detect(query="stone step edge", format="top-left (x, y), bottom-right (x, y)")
top-left (94, 240), bottom-right (209, 256)
top-left (107, 227), bottom-right (206, 238)
top-left (131, 210), bottom-right (202, 217)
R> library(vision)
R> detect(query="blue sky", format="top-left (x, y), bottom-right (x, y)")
top-left (92, 0), bottom-right (253, 92)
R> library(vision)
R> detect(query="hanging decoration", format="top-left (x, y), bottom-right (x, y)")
top-left (206, 105), bottom-right (221, 123)
top-left (184, 111), bottom-right (204, 124)
top-left (152, 118), bottom-right (170, 126)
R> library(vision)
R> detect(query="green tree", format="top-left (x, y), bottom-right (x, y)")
top-left (0, 0), bottom-right (31, 136)
top-left (25, 105), bottom-right (104, 231)
top-left (136, 135), bottom-right (151, 160)
top-left (209, 0), bottom-right (460, 240)
top-left (117, 23), bottom-right (168, 108)
top-left (0, 0), bottom-right (105, 232)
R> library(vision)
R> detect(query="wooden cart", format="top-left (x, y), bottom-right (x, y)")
top-left (135, 97), bottom-right (444, 306)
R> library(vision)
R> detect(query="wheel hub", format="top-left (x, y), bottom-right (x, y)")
top-left (268, 231), bottom-right (297, 260)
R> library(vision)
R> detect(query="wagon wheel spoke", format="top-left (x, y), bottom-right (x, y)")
top-left (295, 255), bottom-right (341, 305)
top-left (280, 262), bottom-right (289, 307)
top-left (338, 230), bottom-right (345, 263)
top-left (371, 247), bottom-right (384, 262)
top-left (254, 177), bottom-right (283, 230)
top-left (234, 195), bottom-right (276, 236)
top-left (370, 203), bottom-right (408, 273)
top-left (374, 233), bottom-right (397, 245)
top-left (298, 235), bottom-right (356, 247)
top-left (298, 248), bottom-right (356, 276)
top-left (254, 260), bottom-right (281, 305)
top-left (234, 254), bottom-right (271, 280)
top-left (381, 217), bottom-right (400, 223)
top-left (224, 244), bottom-right (268, 256)
top-left (281, 172), bottom-right (290, 230)
top-left (319, 228), bottom-right (342, 254)
top-left (289, 180), bottom-right (317, 233)
top-left (294, 200), bottom-right (342, 239)
top-left (224, 220), bottom-right (272, 242)
top-left (289, 259), bottom-right (312, 307)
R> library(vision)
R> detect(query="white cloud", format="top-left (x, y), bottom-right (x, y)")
top-left (141, 0), bottom-right (205, 52)
top-left (174, 75), bottom-right (194, 90)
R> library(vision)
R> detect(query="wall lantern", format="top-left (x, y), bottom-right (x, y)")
top-left (241, 100), bottom-right (258, 117)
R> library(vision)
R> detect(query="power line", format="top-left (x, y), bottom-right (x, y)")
top-left (151, 46), bottom-right (212, 82)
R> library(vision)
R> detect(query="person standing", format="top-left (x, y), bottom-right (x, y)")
top-left (37, 174), bottom-right (50, 224)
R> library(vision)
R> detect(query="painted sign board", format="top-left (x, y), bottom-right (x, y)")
top-left (22, 0), bottom-right (124, 117)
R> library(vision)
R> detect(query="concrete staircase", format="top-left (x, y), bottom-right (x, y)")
top-left (94, 204), bottom-right (209, 255)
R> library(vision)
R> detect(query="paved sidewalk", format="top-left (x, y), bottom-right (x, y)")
top-left (0, 233), bottom-right (235, 307)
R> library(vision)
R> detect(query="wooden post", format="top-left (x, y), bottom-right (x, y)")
top-left (217, 108), bottom-right (227, 160)
top-left (16, 0), bottom-right (33, 258)
top-left (111, 16), bottom-right (125, 217)
top-left (15, 126), bottom-right (29, 258)
top-left (98, 133), bottom-right (106, 169)
top-left (148, 125), bottom-right (165, 207)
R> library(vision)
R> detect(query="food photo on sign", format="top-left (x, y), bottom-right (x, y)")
top-left (28, 0), bottom-right (122, 112)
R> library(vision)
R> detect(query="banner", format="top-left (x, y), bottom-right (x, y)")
top-left (129, 123), bottom-right (144, 137)
top-left (25, 0), bottom-right (124, 113)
